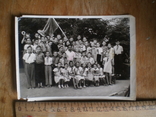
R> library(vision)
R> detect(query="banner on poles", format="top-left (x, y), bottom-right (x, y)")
top-left (38, 18), bottom-right (59, 37)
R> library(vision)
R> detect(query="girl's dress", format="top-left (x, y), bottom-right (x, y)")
top-left (67, 66), bottom-right (75, 79)
top-left (61, 68), bottom-right (70, 82)
top-left (99, 67), bottom-right (105, 78)
top-left (103, 48), bottom-right (114, 74)
top-left (103, 57), bottom-right (112, 74)
top-left (84, 67), bottom-right (94, 81)
top-left (91, 46), bottom-right (97, 61)
top-left (74, 67), bottom-right (84, 81)
top-left (87, 57), bottom-right (95, 65)
top-left (53, 68), bottom-right (64, 83)
top-left (92, 68), bottom-right (100, 81)
top-left (75, 52), bottom-right (81, 62)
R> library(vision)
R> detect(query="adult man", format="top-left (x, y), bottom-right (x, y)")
top-left (65, 45), bottom-right (75, 62)
top-left (114, 41), bottom-right (123, 77)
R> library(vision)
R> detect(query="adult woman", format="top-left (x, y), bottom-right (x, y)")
top-left (103, 43), bottom-right (114, 85)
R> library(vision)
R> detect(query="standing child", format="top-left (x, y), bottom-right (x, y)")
top-left (52, 51), bottom-right (60, 67)
top-left (23, 46), bottom-right (36, 89)
top-left (35, 46), bottom-right (45, 88)
top-left (96, 42), bottom-right (103, 66)
top-left (69, 37), bottom-right (74, 43)
top-left (46, 41), bottom-right (52, 56)
top-left (23, 39), bottom-right (33, 54)
top-left (39, 39), bottom-right (47, 54)
top-left (51, 51), bottom-right (59, 86)
top-left (32, 39), bottom-right (39, 53)
top-left (85, 41), bottom-right (92, 54)
top-left (86, 52), bottom-right (95, 65)
top-left (78, 40), bottom-right (84, 52)
top-left (53, 62), bottom-right (65, 88)
top-left (101, 41), bottom-right (108, 58)
top-left (73, 41), bottom-right (80, 52)
top-left (113, 41), bottom-right (123, 77)
top-left (80, 51), bottom-right (88, 65)
top-left (91, 39), bottom-right (98, 61)
top-left (103, 52), bottom-right (113, 85)
top-left (59, 53), bottom-right (66, 67)
top-left (45, 51), bottom-right (53, 87)
top-left (74, 48), bottom-right (81, 62)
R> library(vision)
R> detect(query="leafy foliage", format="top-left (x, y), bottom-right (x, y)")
top-left (19, 17), bottom-right (130, 44)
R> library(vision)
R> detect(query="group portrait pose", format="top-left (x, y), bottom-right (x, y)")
top-left (19, 18), bottom-right (129, 90)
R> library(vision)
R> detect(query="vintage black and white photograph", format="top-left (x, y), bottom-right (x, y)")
top-left (15, 15), bottom-right (136, 101)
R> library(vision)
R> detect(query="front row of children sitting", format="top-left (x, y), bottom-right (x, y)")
top-left (53, 60), bottom-right (114, 89)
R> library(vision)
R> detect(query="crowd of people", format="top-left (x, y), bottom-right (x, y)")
top-left (21, 31), bottom-right (124, 89)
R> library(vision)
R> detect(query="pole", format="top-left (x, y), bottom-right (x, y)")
top-left (53, 18), bottom-right (68, 39)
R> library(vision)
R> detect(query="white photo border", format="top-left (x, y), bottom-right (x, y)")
top-left (15, 15), bottom-right (136, 101)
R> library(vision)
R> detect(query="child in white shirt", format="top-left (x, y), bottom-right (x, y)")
top-left (45, 51), bottom-right (53, 87)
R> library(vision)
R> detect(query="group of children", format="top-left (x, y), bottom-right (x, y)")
top-left (22, 32), bottom-right (117, 89)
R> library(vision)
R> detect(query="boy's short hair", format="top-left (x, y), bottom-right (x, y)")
top-left (69, 61), bottom-right (73, 64)
top-left (58, 46), bottom-right (63, 49)
top-left (27, 46), bottom-right (32, 49)
top-left (64, 63), bottom-right (68, 66)
top-left (36, 45), bottom-right (41, 49)
top-left (88, 52), bottom-right (91, 55)
top-left (53, 51), bottom-right (57, 53)
top-left (26, 38), bottom-right (31, 41)
top-left (48, 41), bottom-right (52, 43)
top-left (82, 51), bottom-right (86, 53)
top-left (46, 51), bottom-right (50, 54)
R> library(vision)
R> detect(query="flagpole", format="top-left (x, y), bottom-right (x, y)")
top-left (53, 18), bottom-right (68, 39)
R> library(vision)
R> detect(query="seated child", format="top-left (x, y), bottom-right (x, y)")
top-left (92, 64), bottom-right (100, 86)
top-left (97, 64), bottom-right (105, 85)
top-left (53, 62), bottom-right (65, 88)
top-left (81, 63), bottom-right (86, 88)
top-left (61, 63), bottom-right (70, 88)
top-left (73, 62), bottom-right (84, 89)
top-left (84, 62), bottom-right (94, 86)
